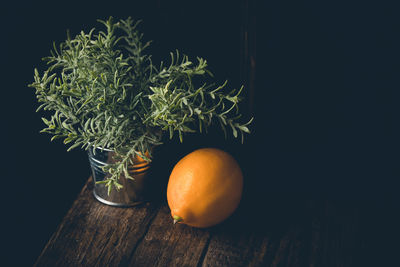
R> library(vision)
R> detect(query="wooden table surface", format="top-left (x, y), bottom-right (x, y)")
top-left (34, 177), bottom-right (396, 267)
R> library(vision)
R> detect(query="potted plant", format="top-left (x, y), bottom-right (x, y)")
top-left (29, 17), bottom-right (252, 206)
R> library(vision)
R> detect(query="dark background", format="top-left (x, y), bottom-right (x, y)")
top-left (2, 0), bottom-right (399, 265)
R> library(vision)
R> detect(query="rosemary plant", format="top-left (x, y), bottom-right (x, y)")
top-left (29, 17), bottom-right (252, 193)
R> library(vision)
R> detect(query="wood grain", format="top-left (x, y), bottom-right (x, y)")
top-left (34, 178), bottom-right (368, 267)
top-left (129, 205), bottom-right (210, 267)
top-left (34, 178), bottom-right (160, 267)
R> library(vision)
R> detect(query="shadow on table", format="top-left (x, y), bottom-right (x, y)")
top-left (210, 187), bottom-right (398, 267)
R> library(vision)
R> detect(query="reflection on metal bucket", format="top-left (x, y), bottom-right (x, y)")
top-left (88, 148), bottom-right (151, 207)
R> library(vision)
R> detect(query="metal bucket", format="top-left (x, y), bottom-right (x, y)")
top-left (88, 147), bottom-right (151, 207)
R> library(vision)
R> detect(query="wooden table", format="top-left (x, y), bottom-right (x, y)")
top-left (34, 177), bottom-right (395, 267)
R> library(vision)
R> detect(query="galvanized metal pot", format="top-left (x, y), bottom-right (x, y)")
top-left (88, 147), bottom-right (152, 207)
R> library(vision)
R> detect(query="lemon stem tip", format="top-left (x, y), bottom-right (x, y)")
top-left (173, 215), bottom-right (182, 225)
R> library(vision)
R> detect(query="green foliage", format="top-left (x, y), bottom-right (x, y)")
top-left (29, 17), bottom-right (252, 192)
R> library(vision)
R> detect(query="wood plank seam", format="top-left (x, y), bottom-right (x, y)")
top-left (124, 205), bottom-right (161, 265)
top-left (93, 229), bottom-right (118, 266)
top-left (196, 234), bottom-right (212, 267)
